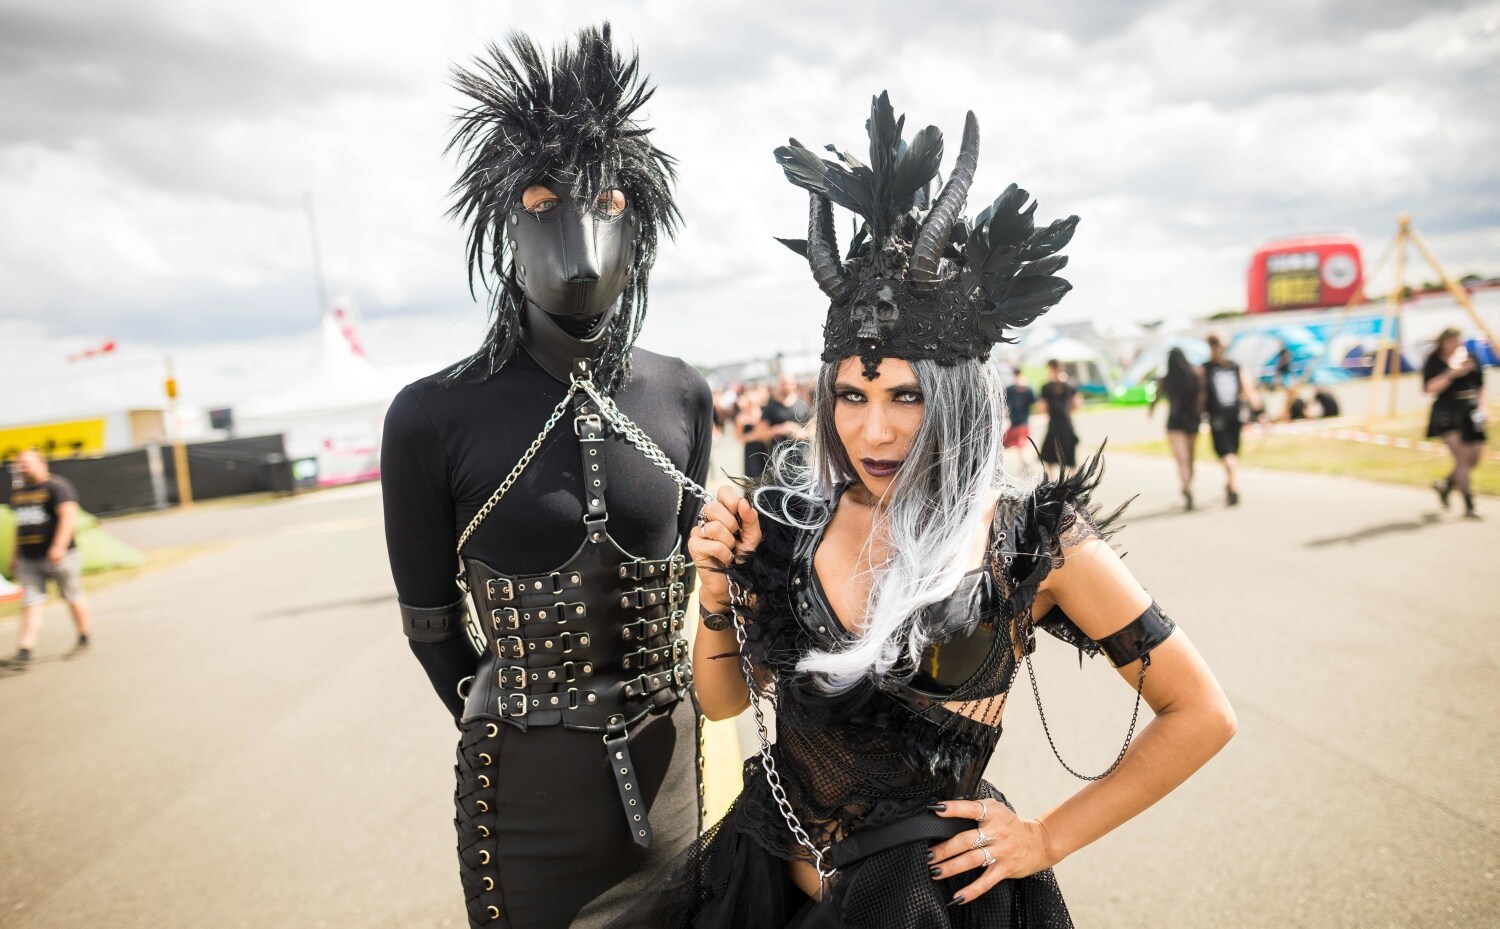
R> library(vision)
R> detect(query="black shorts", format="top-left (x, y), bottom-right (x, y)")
top-left (1209, 417), bottom-right (1242, 458)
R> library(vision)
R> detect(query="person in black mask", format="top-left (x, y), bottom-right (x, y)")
top-left (380, 25), bottom-right (713, 928)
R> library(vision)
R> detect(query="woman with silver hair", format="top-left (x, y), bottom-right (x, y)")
top-left (614, 94), bottom-right (1237, 928)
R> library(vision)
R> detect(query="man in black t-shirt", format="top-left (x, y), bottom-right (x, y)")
top-left (1201, 334), bottom-right (1261, 507)
top-left (5, 449), bottom-right (92, 669)
top-left (762, 373), bottom-right (810, 463)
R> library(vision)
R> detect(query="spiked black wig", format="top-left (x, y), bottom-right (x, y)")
top-left (444, 23), bottom-right (679, 390)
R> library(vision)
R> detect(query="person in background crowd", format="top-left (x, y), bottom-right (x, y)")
top-left (1150, 347), bottom-right (1203, 510)
top-left (1424, 327), bottom-right (1486, 519)
top-left (1273, 345), bottom-right (1294, 389)
top-left (1285, 390), bottom-right (1308, 421)
top-left (738, 382), bottom-right (773, 479)
top-left (4, 449), bottom-right (92, 670)
top-left (1201, 334), bottom-right (1261, 507)
top-left (1002, 366), bottom-right (1038, 475)
top-left (1312, 387), bottom-right (1340, 419)
top-left (762, 372), bottom-right (811, 461)
top-left (1038, 358), bottom-right (1081, 480)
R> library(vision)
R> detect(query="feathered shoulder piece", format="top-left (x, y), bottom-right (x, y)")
top-left (991, 449), bottom-right (1129, 657)
top-left (773, 92), bottom-right (1078, 378)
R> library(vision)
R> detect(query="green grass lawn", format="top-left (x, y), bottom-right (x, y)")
top-left (1120, 405), bottom-right (1500, 497)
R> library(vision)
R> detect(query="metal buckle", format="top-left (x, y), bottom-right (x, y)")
top-left (497, 636), bottom-right (525, 660)
top-left (485, 577), bottom-right (515, 601)
top-left (574, 413), bottom-right (603, 437)
top-left (498, 693), bottom-right (527, 717)
top-left (668, 582), bottom-right (686, 605)
top-left (490, 607), bottom-right (520, 631)
top-left (497, 665), bottom-right (527, 689)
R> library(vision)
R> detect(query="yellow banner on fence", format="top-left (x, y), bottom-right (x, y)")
top-left (0, 418), bottom-right (108, 463)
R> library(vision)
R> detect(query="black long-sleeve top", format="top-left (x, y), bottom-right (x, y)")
top-left (381, 346), bottom-right (714, 717)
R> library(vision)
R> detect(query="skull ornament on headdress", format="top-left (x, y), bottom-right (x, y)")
top-left (775, 92), bottom-right (1079, 378)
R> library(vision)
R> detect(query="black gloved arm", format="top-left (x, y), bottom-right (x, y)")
top-left (382, 386), bottom-right (475, 720)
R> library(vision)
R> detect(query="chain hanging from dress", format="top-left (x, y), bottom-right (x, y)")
top-left (727, 577), bottom-right (838, 886)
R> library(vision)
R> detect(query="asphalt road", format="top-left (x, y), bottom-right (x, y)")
top-left (1, 446), bottom-right (1495, 927)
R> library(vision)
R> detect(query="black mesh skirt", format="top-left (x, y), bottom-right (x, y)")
top-left (608, 775), bottom-right (1074, 929)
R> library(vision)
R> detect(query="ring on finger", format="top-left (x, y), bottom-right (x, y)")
top-left (975, 799), bottom-right (989, 823)
top-left (970, 828), bottom-right (992, 850)
top-left (980, 847), bottom-right (995, 869)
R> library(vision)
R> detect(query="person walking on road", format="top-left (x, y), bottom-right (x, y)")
top-left (1150, 347), bottom-right (1203, 510)
top-left (1424, 327), bottom-right (1486, 519)
top-left (1201, 334), bottom-right (1260, 507)
top-left (1003, 366), bottom-right (1038, 475)
top-left (4, 449), bottom-right (92, 670)
top-left (1038, 358), bottom-right (1081, 480)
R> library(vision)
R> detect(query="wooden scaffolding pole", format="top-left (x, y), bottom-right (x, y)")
top-left (1407, 227), bottom-right (1500, 354)
top-left (1366, 216), bottom-right (1409, 428)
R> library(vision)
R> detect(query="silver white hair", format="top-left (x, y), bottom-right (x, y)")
top-left (755, 357), bottom-right (1007, 693)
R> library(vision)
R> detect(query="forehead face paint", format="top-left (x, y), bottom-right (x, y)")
top-left (506, 177), bottom-right (638, 320)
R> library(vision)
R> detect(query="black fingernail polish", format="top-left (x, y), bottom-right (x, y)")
top-left (948, 895), bottom-right (965, 907)
top-left (926, 802), bottom-right (946, 812)
top-left (925, 850), bottom-right (936, 863)
top-left (929, 866), bottom-right (941, 878)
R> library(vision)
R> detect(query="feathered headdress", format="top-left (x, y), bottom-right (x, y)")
top-left (444, 23), bottom-right (679, 390)
top-left (775, 92), bottom-right (1077, 378)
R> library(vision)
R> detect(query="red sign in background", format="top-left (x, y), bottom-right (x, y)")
top-left (1247, 236), bottom-right (1363, 313)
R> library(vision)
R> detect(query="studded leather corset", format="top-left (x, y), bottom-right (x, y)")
top-left (454, 365), bottom-right (694, 846)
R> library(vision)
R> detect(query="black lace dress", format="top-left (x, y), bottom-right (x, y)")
top-left (611, 466), bottom-right (1124, 929)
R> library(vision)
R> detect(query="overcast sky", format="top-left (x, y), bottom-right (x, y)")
top-left (2, 0), bottom-right (1497, 408)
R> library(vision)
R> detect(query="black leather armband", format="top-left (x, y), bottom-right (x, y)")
top-left (400, 596), bottom-right (469, 643)
top-left (1096, 601), bottom-right (1176, 668)
top-left (1038, 600), bottom-right (1176, 668)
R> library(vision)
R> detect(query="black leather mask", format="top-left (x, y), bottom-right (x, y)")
top-left (505, 182), bottom-right (638, 320)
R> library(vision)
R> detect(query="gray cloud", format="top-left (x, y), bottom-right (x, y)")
top-left (0, 0), bottom-right (1496, 372)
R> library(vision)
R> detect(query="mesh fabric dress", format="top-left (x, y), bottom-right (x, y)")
top-left (612, 467), bottom-right (1121, 929)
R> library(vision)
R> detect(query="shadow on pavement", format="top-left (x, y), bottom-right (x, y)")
top-left (1304, 512), bottom-right (1446, 548)
top-left (255, 592), bottom-right (395, 620)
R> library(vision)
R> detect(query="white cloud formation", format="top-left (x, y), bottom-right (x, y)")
top-left (1, 0), bottom-right (1496, 414)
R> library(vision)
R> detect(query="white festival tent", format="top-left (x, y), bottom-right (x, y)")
top-left (236, 305), bottom-right (414, 486)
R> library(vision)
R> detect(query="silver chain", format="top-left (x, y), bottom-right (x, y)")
top-left (454, 382), bottom-right (582, 563)
top-left (728, 577), bottom-right (837, 883)
top-left (576, 378), bottom-right (716, 508)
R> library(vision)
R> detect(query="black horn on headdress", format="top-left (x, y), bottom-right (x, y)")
top-left (909, 112), bottom-right (978, 283)
top-left (806, 193), bottom-right (846, 298)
